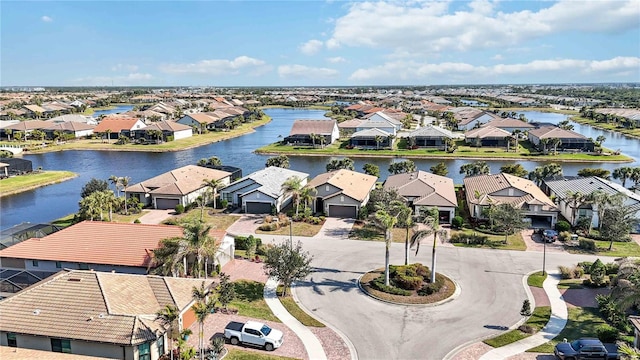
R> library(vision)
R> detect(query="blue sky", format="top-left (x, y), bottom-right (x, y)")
top-left (2, 0), bottom-right (639, 86)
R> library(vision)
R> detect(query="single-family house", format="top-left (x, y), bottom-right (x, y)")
top-left (131, 121), bottom-right (193, 142)
top-left (176, 113), bottom-right (217, 133)
top-left (21, 105), bottom-right (47, 118)
top-left (407, 125), bottom-right (455, 149)
top-left (464, 126), bottom-right (512, 147)
top-left (0, 269), bottom-right (215, 360)
top-left (364, 111), bottom-right (403, 131)
top-left (350, 128), bottom-right (393, 148)
top-left (463, 173), bottom-right (559, 228)
top-left (383, 171), bottom-right (458, 223)
top-left (47, 114), bottom-right (97, 126)
top-left (283, 120), bottom-right (339, 146)
top-left (528, 126), bottom-right (595, 152)
top-left (481, 118), bottom-right (535, 133)
top-left (306, 169), bottom-right (378, 218)
top-left (93, 118), bottom-right (146, 140)
top-left (337, 118), bottom-right (364, 136)
top-left (220, 167), bottom-right (309, 214)
top-left (2, 120), bottom-right (50, 139)
top-left (0, 158), bottom-right (32, 175)
top-left (455, 109), bottom-right (500, 131)
top-left (126, 165), bottom-right (232, 209)
top-left (43, 122), bottom-right (95, 139)
top-left (543, 176), bottom-right (640, 232)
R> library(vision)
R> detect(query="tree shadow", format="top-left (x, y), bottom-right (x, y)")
top-left (483, 325), bottom-right (509, 330)
top-left (232, 280), bottom-right (264, 302)
top-left (297, 276), bottom-right (358, 295)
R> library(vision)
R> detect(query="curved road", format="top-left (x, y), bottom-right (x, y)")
top-left (290, 236), bottom-right (608, 360)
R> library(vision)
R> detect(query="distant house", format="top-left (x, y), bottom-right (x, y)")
top-left (126, 165), bottom-right (232, 209)
top-left (463, 173), bottom-right (559, 228)
top-left (464, 126), bottom-right (512, 147)
top-left (350, 128), bottom-right (393, 148)
top-left (0, 269), bottom-right (215, 360)
top-left (0, 158), bottom-right (33, 175)
top-left (132, 121), bottom-right (193, 142)
top-left (306, 169), bottom-right (377, 218)
top-left (543, 176), bottom-right (640, 232)
top-left (176, 113), bottom-right (217, 133)
top-left (454, 109), bottom-right (500, 131)
top-left (21, 105), bottom-right (47, 118)
top-left (528, 126), bottom-right (594, 152)
top-left (363, 111), bottom-right (403, 131)
top-left (47, 114), bottom-right (97, 126)
top-left (2, 120), bottom-right (50, 138)
top-left (284, 120), bottom-right (339, 146)
top-left (337, 118), bottom-right (364, 136)
top-left (93, 118), bottom-right (146, 139)
top-left (383, 171), bottom-right (458, 223)
top-left (43, 122), bottom-right (95, 139)
top-left (220, 167), bottom-right (310, 214)
top-left (407, 125), bottom-right (456, 149)
top-left (481, 118), bottom-right (535, 133)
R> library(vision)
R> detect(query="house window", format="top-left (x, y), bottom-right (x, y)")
top-left (6, 333), bottom-right (16, 347)
top-left (32, 260), bottom-right (39, 267)
top-left (55, 261), bottom-right (62, 269)
top-left (51, 338), bottom-right (71, 353)
top-left (325, 185), bottom-right (330, 192)
top-left (157, 336), bottom-right (165, 356)
top-left (340, 195), bottom-right (345, 202)
top-left (138, 342), bottom-right (151, 360)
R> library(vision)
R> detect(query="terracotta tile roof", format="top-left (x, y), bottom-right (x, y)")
top-left (0, 221), bottom-right (184, 267)
top-left (23, 104), bottom-right (47, 113)
top-left (0, 270), bottom-right (214, 346)
top-left (0, 345), bottom-right (108, 359)
top-left (288, 120), bottom-right (337, 136)
top-left (143, 120), bottom-right (192, 132)
top-left (306, 169), bottom-right (377, 202)
top-left (126, 165), bottom-right (231, 196)
top-left (463, 173), bottom-right (556, 211)
top-left (528, 126), bottom-right (588, 140)
top-left (337, 119), bottom-right (364, 129)
top-left (465, 126), bottom-right (512, 139)
top-left (93, 118), bottom-right (141, 133)
top-left (383, 171), bottom-right (457, 207)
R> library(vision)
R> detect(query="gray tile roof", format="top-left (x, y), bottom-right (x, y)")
top-left (544, 176), bottom-right (640, 212)
top-left (243, 167), bottom-right (309, 198)
top-left (351, 128), bottom-right (392, 137)
top-left (408, 125), bottom-right (455, 138)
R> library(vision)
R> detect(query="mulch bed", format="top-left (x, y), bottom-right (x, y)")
top-left (360, 268), bottom-right (456, 305)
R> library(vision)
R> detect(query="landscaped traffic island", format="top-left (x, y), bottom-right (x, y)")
top-left (359, 263), bottom-right (456, 305)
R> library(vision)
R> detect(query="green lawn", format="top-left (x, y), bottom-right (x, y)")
top-left (275, 288), bottom-right (325, 327)
top-left (229, 280), bottom-right (280, 323)
top-left (225, 349), bottom-right (300, 360)
top-left (527, 307), bottom-right (608, 353)
top-left (0, 171), bottom-right (77, 196)
top-left (255, 139), bottom-right (632, 163)
top-left (164, 208), bottom-right (239, 230)
top-left (571, 116), bottom-right (640, 138)
top-left (450, 228), bottom-right (527, 251)
top-left (256, 221), bottom-right (323, 237)
top-left (349, 223), bottom-right (414, 243)
top-left (484, 306), bottom-right (552, 348)
top-left (566, 238), bottom-right (640, 258)
top-left (51, 213), bottom-right (76, 228)
top-left (528, 272), bottom-right (547, 288)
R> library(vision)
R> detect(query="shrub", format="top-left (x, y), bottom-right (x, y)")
top-left (221, 199), bottom-right (228, 209)
top-left (371, 277), bottom-right (411, 296)
top-left (449, 233), bottom-right (488, 245)
top-left (418, 282), bottom-right (441, 296)
top-left (589, 259), bottom-right (607, 287)
top-left (559, 266), bottom-right (573, 279)
top-left (605, 262), bottom-right (619, 275)
top-left (578, 261), bottom-right (594, 274)
top-left (395, 275), bottom-right (423, 290)
top-left (234, 235), bottom-right (262, 250)
top-left (174, 204), bottom-right (185, 214)
top-left (579, 239), bottom-right (597, 251)
top-left (555, 221), bottom-right (571, 232)
top-left (518, 324), bottom-right (535, 334)
top-left (258, 223), bottom-right (279, 231)
top-left (596, 324), bottom-right (618, 343)
top-left (451, 216), bottom-right (464, 229)
top-left (558, 231), bottom-right (572, 242)
top-left (520, 299), bottom-right (532, 316)
top-left (572, 266), bottom-right (585, 279)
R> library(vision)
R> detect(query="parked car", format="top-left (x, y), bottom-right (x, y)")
top-left (224, 320), bottom-right (284, 351)
top-left (554, 338), bottom-right (619, 359)
top-left (543, 229), bottom-right (559, 243)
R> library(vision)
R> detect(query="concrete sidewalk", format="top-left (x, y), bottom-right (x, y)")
top-left (264, 278), bottom-right (328, 360)
top-left (478, 272), bottom-right (567, 360)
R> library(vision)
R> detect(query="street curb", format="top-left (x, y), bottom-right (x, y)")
top-left (291, 282), bottom-right (359, 360)
top-left (442, 270), bottom-right (540, 360)
top-left (356, 269), bottom-right (461, 307)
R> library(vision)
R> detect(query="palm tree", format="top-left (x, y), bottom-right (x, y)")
top-left (613, 167), bottom-right (633, 188)
top-left (550, 138), bottom-right (562, 155)
top-left (410, 207), bottom-right (447, 283)
top-left (539, 138), bottom-right (551, 154)
top-left (398, 204), bottom-right (413, 266)
top-left (631, 167), bottom-right (640, 188)
top-left (564, 191), bottom-right (586, 226)
top-left (299, 186), bottom-right (317, 214)
top-left (156, 304), bottom-right (179, 360)
top-left (104, 129), bottom-right (112, 144)
top-left (374, 135), bottom-right (383, 150)
top-left (281, 176), bottom-right (303, 216)
top-left (5, 129), bottom-right (12, 141)
top-left (192, 282), bottom-right (216, 360)
top-left (109, 175), bottom-right (121, 197)
top-left (587, 190), bottom-right (626, 231)
top-left (595, 135), bottom-right (606, 147)
top-left (121, 176), bottom-right (130, 214)
top-left (309, 133), bottom-right (318, 148)
top-left (370, 201), bottom-right (404, 286)
top-left (202, 178), bottom-right (223, 210)
top-left (318, 135), bottom-right (327, 149)
top-left (153, 220), bottom-right (218, 278)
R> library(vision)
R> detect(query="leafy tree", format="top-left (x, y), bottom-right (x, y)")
top-left (459, 161), bottom-right (490, 177)
top-left (363, 163), bottom-right (380, 177)
top-left (430, 162), bottom-right (449, 176)
top-left (217, 272), bottom-right (235, 310)
top-left (520, 299), bottom-right (532, 316)
top-left (81, 178), bottom-right (109, 198)
top-left (549, 137), bottom-right (562, 155)
top-left (265, 155), bottom-right (290, 169)
top-left (263, 240), bottom-right (313, 296)
top-left (366, 187), bottom-right (403, 215)
top-left (388, 160), bottom-right (416, 175)
top-left (411, 207), bottom-right (448, 283)
top-left (600, 205), bottom-right (639, 251)
top-left (595, 135), bottom-right (606, 147)
top-left (326, 158), bottom-right (354, 171)
top-left (588, 190), bottom-right (626, 231)
top-left (500, 164), bottom-right (528, 178)
top-left (577, 168), bottom-right (611, 179)
top-left (491, 203), bottom-right (528, 244)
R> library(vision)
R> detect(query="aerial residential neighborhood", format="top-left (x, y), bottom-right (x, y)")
top-left (1, 1), bottom-right (640, 360)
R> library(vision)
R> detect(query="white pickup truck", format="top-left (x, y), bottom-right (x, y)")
top-left (224, 321), bottom-right (284, 351)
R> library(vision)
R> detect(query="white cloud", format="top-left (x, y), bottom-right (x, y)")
top-left (41, 15), bottom-right (53, 22)
top-left (111, 64), bottom-right (139, 72)
top-left (72, 73), bottom-right (154, 86)
top-left (325, 0), bottom-right (639, 54)
top-left (300, 40), bottom-right (324, 55)
top-left (158, 56), bottom-right (271, 76)
top-left (278, 64), bottom-right (339, 79)
top-left (348, 56), bottom-right (640, 83)
top-left (492, 54), bottom-right (503, 61)
top-left (326, 56), bottom-right (346, 63)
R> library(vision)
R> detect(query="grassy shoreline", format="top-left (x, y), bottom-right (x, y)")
top-left (22, 115), bottom-right (271, 154)
top-left (570, 115), bottom-right (640, 139)
top-left (0, 171), bottom-right (77, 197)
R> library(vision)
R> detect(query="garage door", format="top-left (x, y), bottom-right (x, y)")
top-left (156, 198), bottom-right (180, 210)
top-left (328, 205), bottom-right (357, 218)
top-left (438, 210), bottom-right (451, 223)
top-left (245, 202), bottom-right (272, 214)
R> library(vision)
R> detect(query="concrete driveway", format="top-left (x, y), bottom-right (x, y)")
top-left (137, 209), bottom-right (174, 224)
top-left (315, 218), bottom-right (355, 240)
top-left (292, 237), bottom-right (613, 360)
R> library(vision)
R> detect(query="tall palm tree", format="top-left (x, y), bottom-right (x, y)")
top-left (399, 204), bottom-right (413, 266)
top-left (370, 200), bottom-right (404, 286)
top-left (121, 176), bottom-right (130, 214)
top-left (539, 138), bottom-right (551, 154)
top-left (109, 175), bottom-right (121, 197)
top-left (587, 190), bottom-right (626, 231)
top-left (299, 186), bottom-right (317, 214)
top-left (309, 133), bottom-right (318, 148)
top-left (613, 167), bottom-right (633, 188)
top-left (550, 138), bottom-right (562, 155)
top-left (318, 135), bottom-right (327, 149)
top-left (156, 304), bottom-right (179, 360)
top-left (202, 178), bottom-right (223, 210)
top-left (192, 282), bottom-right (215, 360)
top-left (564, 191), bottom-right (586, 226)
top-left (374, 135), bottom-right (383, 150)
top-left (281, 176), bottom-right (303, 216)
top-left (153, 220), bottom-right (218, 278)
top-left (410, 207), bottom-right (448, 283)
top-left (631, 167), bottom-right (640, 188)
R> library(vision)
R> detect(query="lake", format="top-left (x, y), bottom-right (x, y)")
top-left (1, 108), bottom-right (638, 230)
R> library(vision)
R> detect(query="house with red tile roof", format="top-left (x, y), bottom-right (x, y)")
top-left (93, 117), bottom-right (146, 140)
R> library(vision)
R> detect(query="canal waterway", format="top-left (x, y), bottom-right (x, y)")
top-left (1, 108), bottom-right (638, 230)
